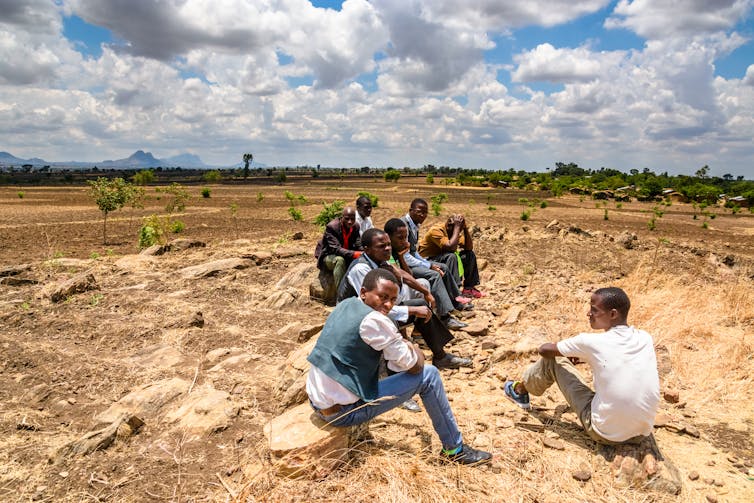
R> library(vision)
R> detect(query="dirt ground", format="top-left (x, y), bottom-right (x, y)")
top-left (1, 178), bottom-right (753, 502)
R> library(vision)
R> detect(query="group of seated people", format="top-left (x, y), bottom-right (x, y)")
top-left (309, 196), bottom-right (661, 467)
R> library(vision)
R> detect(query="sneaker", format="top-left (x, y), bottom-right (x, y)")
top-left (433, 353), bottom-right (472, 369)
top-left (400, 399), bottom-right (421, 413)
top-left (504, 380), bottom-right (531, 410)
top-left (462, 288), bottom-right (486, 299)
top-left (454, 295), bottom-right (473, 305)
top-left (444, 317), bottom-right (468, 331)
top-left (440, 443), bottom-right (492, 465)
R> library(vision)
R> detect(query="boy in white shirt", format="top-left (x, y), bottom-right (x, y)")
top-left (504, 287), bottom-right (660, 445)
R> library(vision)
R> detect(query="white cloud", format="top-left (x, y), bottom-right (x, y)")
top-left (605, 0), bottom-right (754, 39)
top-left (511, 44), bottom-right (625, 83)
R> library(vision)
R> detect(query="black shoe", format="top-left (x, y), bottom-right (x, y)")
top-left (441, 443), bottom-right (492, 465)
top-left (433, 353), bottom-right (472, 369)
top-left (400, 399), bottom-right (421, 413)
top-left (444, 317), bottom-right (467, 331)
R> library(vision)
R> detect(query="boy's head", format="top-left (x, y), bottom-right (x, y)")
top-left (384, 218), bottom-right (408, 251)
top-left (356, 196), bottom-right (372, 218)
top-left (360, 268), bottom-right (399, 315)
top-left (588, 287), bottom-right (630, 330)
top-left (408, 198), bottom-right (428, 224)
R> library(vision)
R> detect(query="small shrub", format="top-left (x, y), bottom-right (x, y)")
top-left (702, 221), bottom-right (709, 229)
top-left (138, 214), bottom-right (166, 248)
top-left (488, 205), bottom-right (496, 211)
top-left (647, 218), bottom-right (656, 231)
top-left (288, 207), bottom-right (303, 221)
top-left (430, 193), bottom-right (448, 216)
top-left (171, 220), bottom-right (185, 233)
top-left (357, 191), bottom-right (379, 208)
top-left (276, 172), bottom-right (287, 183)
top-left (17, 191), bottom-right (24, 199)
top-left (201, 187), bottom-right (211, 198)
top-left (256, 191), bottom-right (264, 202)
top-left (202, 170), bottom-right (222, 183)
top-left (426, 173), bottom-right (434, 184)
top-left (604, 209), bottom-right (609, 220)
top-left (89, 252), bottom-right (100, 260)
top-left (384, 169), bottom-right (401, 182)
top-left (521, 210), bottom-right (530, 221)
top-left (616, 202), bottom-right (623, 209)
top-left (89, 293), bottom-right (104, 307)
top-left (314, 200), bottom-right (345, 227)
top-left (540, 200), bottom-right (548, 208)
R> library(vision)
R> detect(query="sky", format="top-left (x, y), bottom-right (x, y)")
top-left (1, 0), bottom-right (753, 177)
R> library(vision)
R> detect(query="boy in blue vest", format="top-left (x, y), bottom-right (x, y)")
top-left (306, 268), bottom-right (491, 465)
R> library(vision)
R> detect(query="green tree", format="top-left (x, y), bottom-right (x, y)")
top-left (132, 169), bottom-right (155, 185)
top-left (202, 170), bottom-right (222, 182)
top-left (88, 177), bottom-right (137, 244)
top-left (384, 169), bottom-right (401, 182)
top-left (243, 153), bottom-right (253, 179)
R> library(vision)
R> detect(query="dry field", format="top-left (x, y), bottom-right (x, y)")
top-left (0, 178), bottom-right (753, 502)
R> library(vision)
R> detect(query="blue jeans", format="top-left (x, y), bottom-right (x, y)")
top-left (313, 364), bottom-right (463, 450)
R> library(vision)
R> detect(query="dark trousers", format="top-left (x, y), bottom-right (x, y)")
top-left (400, 298), bottom-right (453, 359)
top-left (430, 250), bottom-right (480, 289)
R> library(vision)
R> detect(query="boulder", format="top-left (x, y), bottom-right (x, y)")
top-left (179, 258), bottom-right (251, 279)
top-left (114, 254), bottom-right (156, 270)
top-left (164, 387), bottom-right (238, 434)
top-left (46, 272), bottom-right (98, 302)
top-left (274, 335), bottom-right (319, 410)
top-left (298, 324), bottom-right (324, 343)
top-left (275, 263), bottom-right (317, 290)
top-left (126, 344), bottom-right (185, 369)
top-left (266, 288), bottom-right (301, 309)
top-left (207, 353), bottom-right (261, 373)
top-left (95, 378), bottom-right (187, 424)
top-left (167, 238), bottom-right (206, 252)
top-left (0, 264), bottom-right (32, 277)
top-left (462, 321), bottom-right (489, 337)
top-left (310, 269), bottom-right (337, 306)
top-left (263, 402), bottom-right (358, 479)
top-left (52, 414), bottom-right (144, 463)
top-left (598, 435), bottom-right (682, 495)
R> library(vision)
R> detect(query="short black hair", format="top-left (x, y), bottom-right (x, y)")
top-left (410, 198), bottom-right (428, 209)
top-left (356, 195), bottom-right (372, 207)
top-left (594, 287), bottom-right (631, 318)
top-left (384, 218), bottom-right (407, 236)
top-left (363, 268), bottom-right (399, 291)
top-left (361, 228), bottom-right (387, 247)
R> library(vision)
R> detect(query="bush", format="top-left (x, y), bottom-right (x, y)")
top-left (430, 193), bottom-right (448, 216)
top-left (256, 192), bottom-right (264, 202)
top-left (171, 220), bottom-right (185, 233)
top-left (17, 191), bottom-right (24, 199)
top-left (138, 214), bottom-right (165, 248)
top-left (288, 207), bottom-right (302, 221)
top-left (202, 170), bottom-right (222, 183)
top-left (132, 169), bottom-right (155, 185)
top-left (201, 187), bottom-right (211, 198)
top-left (357, 191), bottom-right (379, 208)
top-left (520, 210), bottom-right (530, 221)
top-left (540, 200), bottom-right (548, 208)
top-left (426, 173), bottom-right (434, 184)
top-left (276, 172), bottom-right (287, 183)
top-left (314, 200), bottom-right (345, 228)
top-left (384, 169), bottom-right (401, 182)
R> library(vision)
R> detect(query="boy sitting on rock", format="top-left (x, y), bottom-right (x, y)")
top-left (306, 268), bottom-right (491, 465)
top-left (504, 287), bottom-right (660, 445)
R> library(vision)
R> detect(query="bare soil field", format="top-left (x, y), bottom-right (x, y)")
top-left (1, 179), bottom-right (753, 502)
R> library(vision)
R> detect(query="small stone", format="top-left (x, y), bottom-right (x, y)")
top-left (706, 460), bottom-right (716, 466)
top-left (705, 495), bottom-right (717, 503)
top-left (663, 390), bottom-right (680, 403)
top-left (684, 425), bottom-right (700, 438)
top-left (542, 437), bottom-right (565, 450)
top-left (67, 397), bottom-right (76, 405)
top-left (703, 478), bottom-right (714, 485)
top-left (714, 480), bottom-right (724, 487)
top-left (480, 340), bottom-right (498, 350)
top-left (572, 470), bottom-right (591, 481)
top-left (59, 471), bottom-right (69, 478)
top-left (654, 413), bottom-right (671, 427)
top-left (726, 455), bottom-right (738, 463)
top-left (292, 232), bottom-right (304, 240)
top-left (688, 470), bottom-right (700, 480)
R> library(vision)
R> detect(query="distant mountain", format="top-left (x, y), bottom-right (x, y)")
top-left (0, 151), bottom-right (48, 165)
top-left (0, 150), bottom-right (210, 169)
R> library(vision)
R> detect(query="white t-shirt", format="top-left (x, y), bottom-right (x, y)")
top-left (306, 308), bottom-right (417, 409)
top-left (556, 325), bottom-right (660, 442)
top-left (355, 213), bottom-right (373, 236)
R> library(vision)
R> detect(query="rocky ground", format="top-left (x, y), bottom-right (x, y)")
top-left (0, 180), bottom-right (752, 502)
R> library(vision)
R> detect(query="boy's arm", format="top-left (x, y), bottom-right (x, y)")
top-left (538, 342), bottom-right (563, 358)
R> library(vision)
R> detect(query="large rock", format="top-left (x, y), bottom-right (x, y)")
top-left (126, 344), bottom-right (185, 369)
top-left (263, 403), bottom-right (354, 479)
top-left (95, 378), bottom-right (188, 424)
top-left (164, 387), bottom-right (238, 434)
top-left (598, 435), bottom-right (682, 495)
top-left (0, 264), bottom-right (32, 277)
top-left (45, 271), bottom-right (98, 302)
top-left (114, 254), bottom-right (156, 271)
top-left (266, 288), bottom-right (301, 309)
top-left (274, 335), bottom-right (319, 410)
top-left (167, 238), bottom-right (206, 252)
top-left (276, 263), bottom-right (317, 290)
top-left (309, 269), bottom-right (337, 306)
top-left (52, 414), bottom-right (144, 463)
top-left (179, 258), bottom-right (251, 279)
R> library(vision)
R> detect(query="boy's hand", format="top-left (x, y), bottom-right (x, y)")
top-left (430, 263), bottom-right (445, 276)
